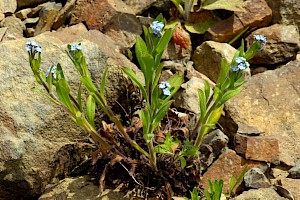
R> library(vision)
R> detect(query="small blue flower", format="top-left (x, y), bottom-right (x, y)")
top-left (26, 40), bottom-right (42, 53)
top-left (162, 88), bottom-right (171, 96)
top-left (232, 56), bottom-right (250, 72)
top-left (159, 81), bottom-right (171, 89)
top-left (69, 44), bottom-right (82, 55)
top-left (254, 35), bottom-right (266, 48)
top-left (150, 21), bottom-right (164, 37)
top-left (46, 65), bottom-right (57, 79)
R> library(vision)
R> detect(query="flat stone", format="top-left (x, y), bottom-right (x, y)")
top-left (223, 60), bottom-right (300, 166)
top-left (206, 0), bottom-right (272, 42)
top-left (0, 0), bottom-right (17, 14)
top-left (246, 24), bottom-right (300, 65)
top-left (233, 188), bottom-right (287, 200)
top-left (200, 149), bottom-right (266, 194)
top-left (244, 168), bottom-right (272, 188)
top-left (15, 8), bottom-right (32, 19)
top-left (70, 0), bottom-right (142, 50)
top-left (23, 17), bottom-right (39, 26)
top-left (235, 133), bottom-right (279, 163)
top-left (34, 2), bottom-right (62, 36)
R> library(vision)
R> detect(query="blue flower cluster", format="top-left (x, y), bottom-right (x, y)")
top-left (254, 35), bottom-right (267, 48)
top-left (159, 81), bottom-right (171, 96)
top-left (46, 65), bottom-right (57, 79)
top-left (150, 21), bottom-right (164, 37)
top-left (69, 44), bottom-right (82, 54)
top-left (25, 40), bottom-right (42, 53)
top-left (232, 57), bottom-right (250, 72)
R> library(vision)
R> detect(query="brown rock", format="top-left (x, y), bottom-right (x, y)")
top-left (70, 0), bottom-right (142, 50)
top-left (15, 8), bottom-right (32, 19)
top-left (0, 15), bottom-right (25, 39)
top-left (123, 0), bottom-right (156, 15)
top-left (34, 2), bottom-right (62, 36)
top-left (200, 149), bottom-right (266, 193)
top-left (17, 0), bottom-right (49, 9)
top-left (280, 178), bottom-right (300, 200)
top-left (233, 188), bottom-right (287, 200)
top-left (246, 24), bottom-right (300, 65)
top-left (206, 0), bottom-right (272, 42)
top-left (223, 60), bottom-right (300, 166)
top-left (235, 133), bottom-right (279, 163)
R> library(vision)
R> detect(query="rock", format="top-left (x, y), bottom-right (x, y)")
top-left (233, 188), bottom-right (288, 200)
top-left (271, 167), bottom-right (289, 180)
top-left (202, 129), bottom-right (229, 157)
top-left (39, 176), bottom-right (128, 200)
top-left (222, 60), bottom-right (300, 166)
top-left (246, 24), bottom-right (300, 65)
top-left (17, 0), bottom-right (49, 9)
top-left (200, 149), bottom-right (267, 193)
top-left (200, 129), bottom-right (229, 171)
top-left (265, 0), bottom-right (300, 29)
top-left (34, 2), bottom-right (62, 36)
top-left (280, 178), bottom-right (300, 200)
top-left (288, 160), bottom-right (300, 179)
top-left (0, 15), bottom-right (25, 39)
top-left (0, 27), bottom-right (7, 41)
top-left (15, 8), bottom-right (32, 20)
top-left (237, 124), bottom-right (261, 136)
top-left (244, 168), bottom-right (272, 188)
top-left (123, 0), bottom-right (156, 15)
top-left (235, 133), bottom-right (279, 163)
top-left (206, 0), bottom-right (272, 42)
top-left (52, 0), bottom-right (76, 30)
top-left (173, 77), bottom-right (211, 114)
top-left (23, 17), bottom-right (39, 26)
top-left (0, 25), bottom-right (141, 199)
top-left (70, 0), bottom-right (142, 51)
top-left (192, 41), bottom-right (237, 82)
top-left (0, 13), bottom-right (4, 22)
top-left (152, 0), bottom-right (173, 11)
top-left (25, 27), bottom-right (35, 37)
top-left (0, 0), bottom-right (17, 14)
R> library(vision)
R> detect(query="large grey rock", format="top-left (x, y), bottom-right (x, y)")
top-left (0, 25), bottom-right (141, 199)
top-left (223, 60), bottom-right (300, 166)
top-left (288, 160), bottom-right (300, 179)
top-left (244, 168), bottom-right (272, 188)
top-left (246, 24), bottom-right (300, 65)
top-left (192, 41), bottom-right (237, 82)
top-left (0, 0), bottom-right (17, 14)
top-left (265, 0), bottom-right (300, 29)
top-left (233, 188), bottom-right (287, 200)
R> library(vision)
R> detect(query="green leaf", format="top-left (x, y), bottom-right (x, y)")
top-left (155, 27), bottom-right (176, 55)
top-left (185, 18), bottom-right (218, 34)
top-left (142, 54), bottom-right (155, 87)
top-left (56, 79), bottom-right (76, 114)
top-left (143, 133), bottom-right (155, 142)
top-left (135, 36), bottom-right (149, 75)
top-left (86, 95), bottom-right (96, 127)
top-left (216, 58), bottom-right (229, 87)
top-left (245, 41), bottom-right (261, 60)
top-left (100, 67), bottom-right (108, 103)
top-left (198, 89), bottom-right (206, 122)
top-left (228, 27), bottom-right (249, 45)
top-left (204, 80), bottom-right (211, 101)
top-left (77, 82), bottom-right (83, 111)
top-left (123, 67), bottom-right (148, 101)
top-left (219, 87), bottom-right (243, 106)
top-left (139, 109), bottom-right (150, 136)
top-left (31, 87), bottom-right (60, 105)
top-left (161, 73), bottom-right (184, 103)
top-left (179, 156), bottom-right (187, 169)
top-left (181, 141), bottom-right (200, 157)
top-left (202, 0), bottom-right (245, 12)
top-left (151, 100), bottom-right (172, 132)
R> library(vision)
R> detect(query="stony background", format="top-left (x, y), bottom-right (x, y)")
top-left (0, 0), bottom-right (299, 199)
